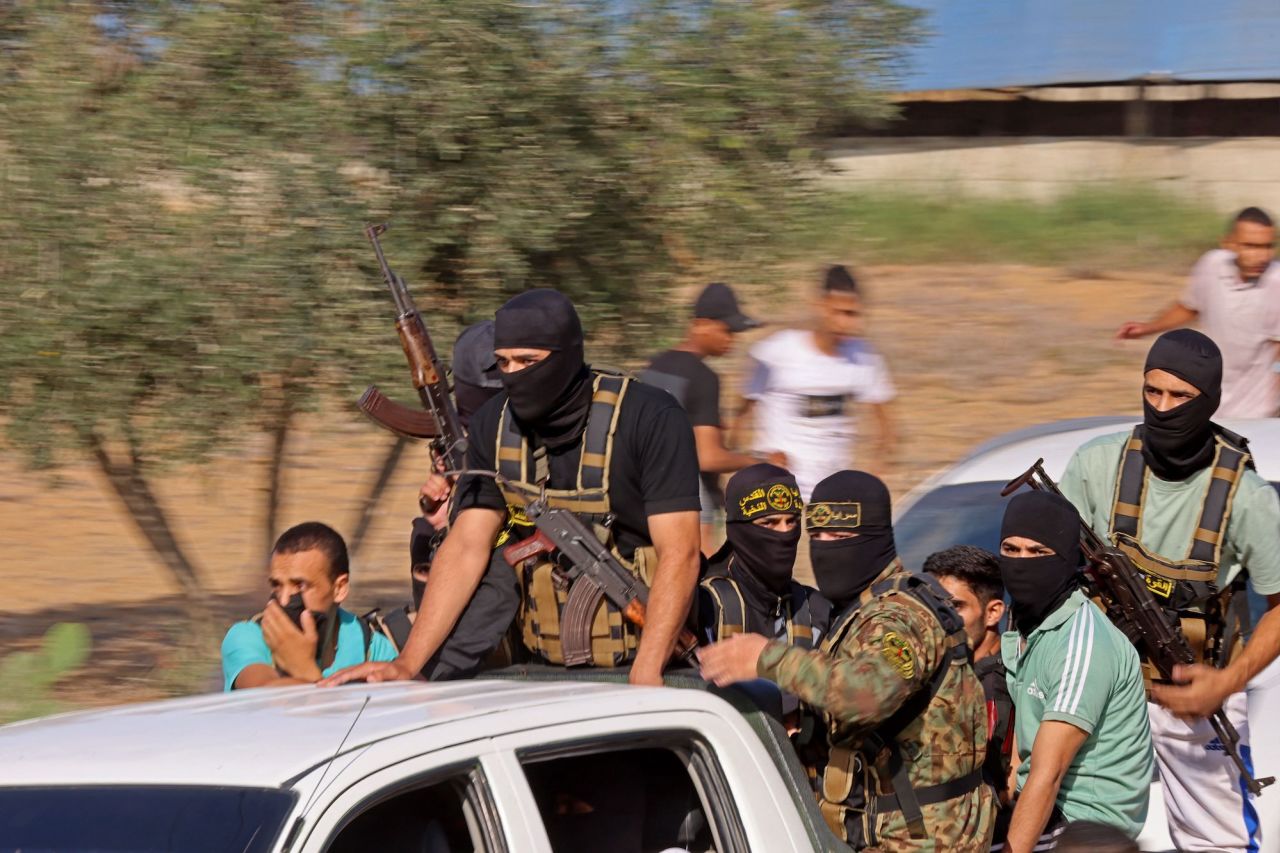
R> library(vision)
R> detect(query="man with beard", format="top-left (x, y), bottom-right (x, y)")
top-left (996, 492), bottom-right (1153, 850)
top-left (326, 289), bottom-right (701, 687)
top-left (698, 471), bottom-right (992, 851)
top-left (1060, 329), bottom-right (1280, 851)
top-left (697, 463), bottom-right (829, 647)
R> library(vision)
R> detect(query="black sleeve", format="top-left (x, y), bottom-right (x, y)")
top-left (452, 397), bottom-right (507, 516)
top-left (633, 393), bottom-right (701, 517)
top-left (683, 366), bottom-right (722, 428)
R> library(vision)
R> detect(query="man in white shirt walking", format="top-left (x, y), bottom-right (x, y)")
top-left (1117, 206), bottom-right (1280, 418)
top-left (738, 265), bottom-right (896, 499)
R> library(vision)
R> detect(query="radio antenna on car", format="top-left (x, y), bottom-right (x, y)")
top-left (280, 695), bottom-right (371, 853)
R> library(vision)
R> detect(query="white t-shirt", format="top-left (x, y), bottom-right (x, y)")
top-left (1181, 249), bottom-right (1280, 418)
top-left (745, 329), bottom-right (895, 499)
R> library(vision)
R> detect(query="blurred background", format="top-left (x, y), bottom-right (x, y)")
top-left (2, 0), bottom-right (1278, 719)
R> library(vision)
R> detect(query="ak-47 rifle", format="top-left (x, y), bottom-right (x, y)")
top-left (358, 223), bottom-right (468, 472)
top-left (485, 474), bottom-right (699, 668)
top-left (1003, 459), bottom-right (1274, 796)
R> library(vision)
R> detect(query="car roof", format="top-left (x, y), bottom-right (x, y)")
top-left (916, 417), bottom-right (1280, 491)
top-left (0, 679), bottom-right (722, 789)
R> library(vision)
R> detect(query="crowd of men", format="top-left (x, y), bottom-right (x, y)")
top-left (219, 207), bottom-right (1280, 851)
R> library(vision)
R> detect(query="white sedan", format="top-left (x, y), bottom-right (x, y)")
top-left (895, 416), bottom-right (1280, 853)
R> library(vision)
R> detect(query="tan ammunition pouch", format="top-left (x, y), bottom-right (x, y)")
top-left (816, 566), bottom-right (978, 847)
top-left (497, 371), bottom-right (647, 667)
top-left (1109, 427), bottom-right (1253, 679)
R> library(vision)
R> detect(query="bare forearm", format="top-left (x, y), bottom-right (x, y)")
top-left (1005, 768), bottom-right (1063, 853)
top-left (398, 516), bottom-right (500, 672)
top-left (634, 532), bottom-right (699, 676)
top-left (699, 443), bottom-right (759, 474)
top-left (1145, 302), bottom-right (1198, 334)
top-left (1227, 604), bottom-right (1280, 690)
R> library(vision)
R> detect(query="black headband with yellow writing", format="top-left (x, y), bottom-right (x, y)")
top-left (805, 500), bottom-right (864, 530)
top-left (725, 463), bottom-right (803, 523)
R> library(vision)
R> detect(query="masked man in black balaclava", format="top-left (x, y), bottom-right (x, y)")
top-left (325, 289), bottom-right (702, 689)
top-left (996, 491), bottom-right (1152, 851)
top-left (1057, 328), bottom-right (1280, 853)
top-left (697, 463), bottom-right (829, 646)
top-left (698, 470), bottom-right (994, 851)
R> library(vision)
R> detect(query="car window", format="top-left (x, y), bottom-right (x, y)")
top-left (0, 785), bottom-right (294, 852)
top-left (520, 735), bottom-right (745, 853)
top-left (325, 766), bottom-right (501, 853)
top-left (895, 481), bottom-right (1011, 569)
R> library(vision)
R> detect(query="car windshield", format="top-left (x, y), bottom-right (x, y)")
top-left (895, 481), bottom-right (1011, 570)
top-left (0, 785), bottom-right (295, 852)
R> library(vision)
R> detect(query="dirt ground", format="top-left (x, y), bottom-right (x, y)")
top-left (0, 262), bottom-right (1179, 711)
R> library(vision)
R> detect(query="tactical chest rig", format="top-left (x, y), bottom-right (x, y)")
top-left (1109, 425), bottom-right (1253, 672)
top-left (701, 572), bottom-right (819, 649)
top-left (818, 566), bottom-right (980, 849)
top-left (496, 371), bottom-right (654, 667)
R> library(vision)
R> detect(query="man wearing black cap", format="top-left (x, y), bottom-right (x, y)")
top-left (1060, 328), bottom-right (1280, 851)
top-left (642, 282), bottom-right (772, 555)
top-left (327, 289), bottom-right (701, 687)
top-left (996, 491), bottom-right (1152, 850)
top-left (698, 470), bottom-right (992, 851)
top-left (697, 463), bottom-right (829, 646)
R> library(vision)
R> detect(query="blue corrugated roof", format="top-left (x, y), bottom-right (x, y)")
top-left (900, 0), bottom-right (1280, 90)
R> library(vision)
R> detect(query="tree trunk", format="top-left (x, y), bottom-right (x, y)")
top-left (348, 435), bottom-right (410, 562)
top-left (263, 401), bottom-right (293, 559)
top-left (85, 431), bottom-right (204, 599)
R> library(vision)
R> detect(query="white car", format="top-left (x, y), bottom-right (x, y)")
top-left (0, 675), bottom-right (846, 852)
top-left (895, 416), bottom-right (1280, 853)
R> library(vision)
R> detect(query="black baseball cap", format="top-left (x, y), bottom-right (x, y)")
top-left (694, 282), bottom-right (759, 333)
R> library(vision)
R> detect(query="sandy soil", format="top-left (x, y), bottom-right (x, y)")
top-left (0, 262), bottom-right (1181, 709)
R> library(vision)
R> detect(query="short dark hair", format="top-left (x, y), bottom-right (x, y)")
top-left (923, 545), bottom-right (1003, 604)
top-left (1234, 206), bottom-right (1274, 229)
top-left (1052, 820), bottom-right (1138, 853)
top-left (821, 264), bottom-right (859, 295)
top-left (272, 521), bottom-right (349, 580)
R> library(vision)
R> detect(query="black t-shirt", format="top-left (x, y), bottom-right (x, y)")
top-left (639, 350), bottom-right (722, 428)
top-left (454, 377), bottom-right (700, 557)
top-left (974, 654), bottom-right (1013, 797)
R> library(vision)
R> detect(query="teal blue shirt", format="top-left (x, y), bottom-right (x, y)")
top-left (1002, 589), bottom-right (1154, 838)
top-left (221, 607), bottom-right (397, 691)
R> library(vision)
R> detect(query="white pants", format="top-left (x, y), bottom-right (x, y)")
top-left (1247, 656), bottom-right (1280, 853)
top-left (1150, 692), bottom-right (1263, 852)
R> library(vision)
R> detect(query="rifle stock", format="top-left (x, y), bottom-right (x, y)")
top-left (1003, 459), bottom-right (1274, 796)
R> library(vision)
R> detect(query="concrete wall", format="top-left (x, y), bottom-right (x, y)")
top-left (824, 137), bottom-right (1280, 212)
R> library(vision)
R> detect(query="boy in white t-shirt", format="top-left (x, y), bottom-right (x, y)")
top-left (738, 265), bottom-right (896, 499)
top-left (1116, 206), bottom-right (1280, 418)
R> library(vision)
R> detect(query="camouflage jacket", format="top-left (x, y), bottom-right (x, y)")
top-left (759, 566), bottom-right (994, 852)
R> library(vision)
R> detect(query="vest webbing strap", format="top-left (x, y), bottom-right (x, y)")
top-left (701, 572), bottom-right (818, 649)
top-left (1109, 426), bottom-right (1250, 566)
top-left (496, 372), bottom-right (628, 516)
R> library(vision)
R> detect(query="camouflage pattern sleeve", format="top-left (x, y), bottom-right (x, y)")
top-left (758, 599), bottom-right (945, 728)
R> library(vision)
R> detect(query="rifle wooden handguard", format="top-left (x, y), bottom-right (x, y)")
top-left (358, 385), bottom-right (441, 440)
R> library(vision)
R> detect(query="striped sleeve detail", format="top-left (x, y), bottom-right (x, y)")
top-left (1052, 605), bottom-right (1097, 716)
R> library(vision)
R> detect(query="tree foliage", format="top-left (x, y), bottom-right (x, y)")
top-left (0, 0), bottom-right (919, 590)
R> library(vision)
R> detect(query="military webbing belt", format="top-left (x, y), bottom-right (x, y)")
top-left (701, 572), bottom-right (816, 648)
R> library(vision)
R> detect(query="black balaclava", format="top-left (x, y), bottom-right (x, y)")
top-left (493, 289), bottom-right (592, 449)
top-left (805, 471), bottom-right (897, 609)
top-left (450, 320), bottom-right (504, 429)
top-left (998, 491), bottom-right (1083, 636)
top-left (1142, 329), bottom-right (1223, 481)
top-left (724, 463), bottom-right (803, 595)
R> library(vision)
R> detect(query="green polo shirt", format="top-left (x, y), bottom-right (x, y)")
top-left (1060, 430), bottom-right (1280, 595)
top-left (1002, 589), bottom-right (1153, 838)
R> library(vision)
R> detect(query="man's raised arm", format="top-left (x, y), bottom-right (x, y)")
top-left (320, 506), bottom-right (504, 685)
top-left (629, 509), bottom-right (700, 687)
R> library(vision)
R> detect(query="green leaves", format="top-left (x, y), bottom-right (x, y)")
top-left (0, 623), bottom-right (92, 723)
